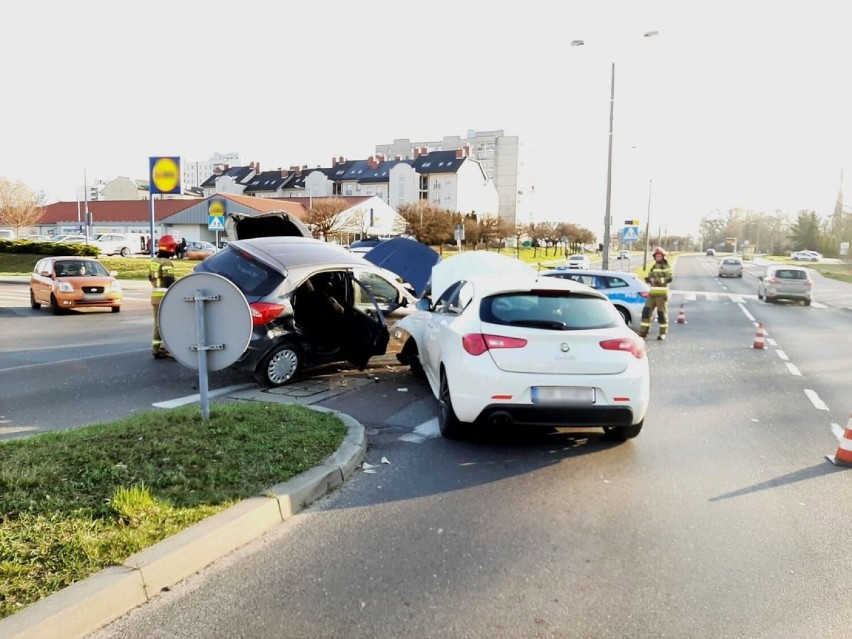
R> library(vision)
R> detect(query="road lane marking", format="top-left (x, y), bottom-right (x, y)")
top-left (804, 389), bottom-right (829, 411)
top-left (785, 363), bottom-right (801, 376)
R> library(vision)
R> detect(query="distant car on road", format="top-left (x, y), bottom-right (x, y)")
top-left (718, 256), bottom-right (743, 278)
top-left (757, 265), bottom-right (813, 305)
top-left (540, 267), bottom-right (649, 327)
top-left (617, 250), bottom-right (631, 260)
top-left (566, 254), bottom-right (591, 269)
top-left (791, 250), bottom-right (821, 262)
top-left (706, 248), bottom-right (716, 256)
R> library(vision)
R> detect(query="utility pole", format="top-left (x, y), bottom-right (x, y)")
top-left (643, 179), bottom-right (653, 271)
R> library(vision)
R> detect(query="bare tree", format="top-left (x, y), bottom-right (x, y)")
top-left (398, 202), bottom-right (454, 245)
top-left (0, 178), bottom-right (45, 236)
top-left (306, 197), bottom-right (349, 241)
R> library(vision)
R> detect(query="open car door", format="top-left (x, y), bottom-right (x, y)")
top-left (340, 275), bottom-right (390, 369)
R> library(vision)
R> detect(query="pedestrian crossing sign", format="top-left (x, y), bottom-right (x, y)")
top-left (208, 215), bottom-right (225, 231)
top-left (622, 225), bottom-right (640, 243)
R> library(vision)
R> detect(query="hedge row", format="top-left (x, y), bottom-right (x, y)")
top-left (0, 239), bottom-right (98, 257)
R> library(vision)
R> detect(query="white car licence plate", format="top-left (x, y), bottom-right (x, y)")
top-left (531, 386), bottom-right (595, 405)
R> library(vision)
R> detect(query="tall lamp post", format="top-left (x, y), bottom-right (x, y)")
top-left (572, 30), bottom-right (658, 270)
top-left (643, 178), bottom-right (653, 270)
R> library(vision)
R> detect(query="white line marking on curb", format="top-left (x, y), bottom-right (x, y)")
top-left (776, 350), bottom-right (789, 361)
top-left (153, 384), bottom-right (255, 409)
top-left (785, 363), bottom-right (801, 376)
top-left (804, 389), bottom-right (829, 411)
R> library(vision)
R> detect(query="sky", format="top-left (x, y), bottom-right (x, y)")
top-left (2, 0), bottom-right (851, 238)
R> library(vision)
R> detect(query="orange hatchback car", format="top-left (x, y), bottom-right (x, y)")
top-left (30, 256), bottom-right (122, 314)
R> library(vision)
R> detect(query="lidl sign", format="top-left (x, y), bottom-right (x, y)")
top-left (149, 156), bottom-right (181, 195)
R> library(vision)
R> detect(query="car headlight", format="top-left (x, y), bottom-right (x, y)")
top-left (58, 282), bottom-right (73, 293)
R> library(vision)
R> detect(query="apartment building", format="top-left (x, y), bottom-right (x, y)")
top-left (375, 129), bottom-right (523, 225)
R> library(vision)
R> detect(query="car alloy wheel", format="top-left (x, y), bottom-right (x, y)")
top-left (438, 369), bottom-right (465, 439)
top-left (257, 341), bottom-right (301, 387)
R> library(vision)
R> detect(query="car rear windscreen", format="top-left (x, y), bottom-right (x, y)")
top-left (480, 292), bottom-right (621, 330)
top-left (194, 246), bottom-right (283, 297)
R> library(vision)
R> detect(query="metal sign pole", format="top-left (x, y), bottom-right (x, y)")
top-left (194, 291), bottom-right (211, 420)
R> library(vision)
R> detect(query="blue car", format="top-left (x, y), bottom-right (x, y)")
top-left (540, 267), bottom-right (649, 327)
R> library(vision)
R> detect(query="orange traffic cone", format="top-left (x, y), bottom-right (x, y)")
top-left (676, 304), bottom-right (687, 324)
top-left (752, 322), bottom-right (766, 349)
top-left (827, 413), bottom-right (852, 467)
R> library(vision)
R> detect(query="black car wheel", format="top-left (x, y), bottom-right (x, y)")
top-left (50, 294), bottom-right (65, 315)
top-left (30, 290), bottom-right (40, 309)
top-left (603, 420), bottom-right (643, 441)
top-left (438, 369), bottom-right (465, 439)
top-left (616, 306), bottom-right (630, 325)
top-left (111, 306), bottom-right (121, 313)
top-left (256, 341), bottom-right (302, 387)
top-left (120, 247), bottom-right (131, 257)
top-left (397, 337), bottom-right (426, 380)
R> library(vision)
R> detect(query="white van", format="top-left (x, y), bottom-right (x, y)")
top-left (0, 229), bottom-right (16, 240)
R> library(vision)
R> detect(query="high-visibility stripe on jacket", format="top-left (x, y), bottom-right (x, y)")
top-left (646, 262), bottom-right (673, 297)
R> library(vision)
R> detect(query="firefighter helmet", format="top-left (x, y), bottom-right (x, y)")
top-left (652, 246), bottom-right (667, 258)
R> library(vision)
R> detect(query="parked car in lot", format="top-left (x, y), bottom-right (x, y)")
top-left (23, 234), bottom-right (51, 242)
top-left (29, 256), bottom-right (122, 314)
top-left (757, 265), bottom-right (813, 305)
top-left (718, 256), bottom-right (743, 278)
top-left (706, 248), bottom-right (716, 256)
top-left (617, 249), bottom-right (631, 260)
top-left (566, 254), bottom-right (591, 269)
top-left (791, 250), bottom-right (821, 262)
top-left (183, 240), bottom-right (218, 260)
top-left (540, 267), bottom-right (649, 327)
top-left (50, 234), bottom-right (97, 245)
top-left (0, 229), bottom-right (16, 240)
top-left (95, 232), bottom-right (138, 257)
top-left (395, 256), bottom-right (650, 440)
top-left (194, 236), bottom-right (430, 387)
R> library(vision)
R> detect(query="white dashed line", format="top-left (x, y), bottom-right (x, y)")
top-left (804, 389), bottom-right (829, 411)
top-left (775, 350), bottom-right (789, 361)
top-left (785, 363), bottom-right (802, 376)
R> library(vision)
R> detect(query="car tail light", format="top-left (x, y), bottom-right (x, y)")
top-left (639, 291), bottom-right (649, 299)
top-left (769, 277), bottom-right (781, 284)
top-left (462, 333), bottom-right (528, 356)
top-left (249, 302), bottom-right (286, 325)
top-left (599, 336), bottom-right (646, 359)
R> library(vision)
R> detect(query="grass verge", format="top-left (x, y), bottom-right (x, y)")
top-left (0, 402), bottom-right (346, 619)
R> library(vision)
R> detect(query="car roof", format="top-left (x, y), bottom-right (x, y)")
top-left (438, 272), bottom-right (608, 299)
top-left (541, 267), bottom-right (641, 279)
top-left (230, 236), bottom-right (377, 271)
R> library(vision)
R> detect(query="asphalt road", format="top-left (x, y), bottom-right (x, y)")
top-left (4, 257), bottom-right (852, 637)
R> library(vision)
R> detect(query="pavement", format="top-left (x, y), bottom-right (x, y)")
top-left (0, 380), bottom-right (373, 639)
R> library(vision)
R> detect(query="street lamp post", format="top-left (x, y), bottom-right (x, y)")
top-left (643, 178), bottom-right (653, 270)
top-left (572, 31), bottom-right (658, 271)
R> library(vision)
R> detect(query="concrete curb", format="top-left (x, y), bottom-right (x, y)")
top-left (0, 409), bottom-right (366, 639)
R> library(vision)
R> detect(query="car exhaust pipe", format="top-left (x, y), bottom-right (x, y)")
top-left (489, 411), bottom-right (513, 427)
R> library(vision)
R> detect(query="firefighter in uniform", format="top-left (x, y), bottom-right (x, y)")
top-left (639, 246), bottom-right (673, 340)
top-left (149, 235), bottom-right (178, 358)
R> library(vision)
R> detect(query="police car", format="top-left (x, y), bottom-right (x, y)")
top-left (540, 267), bottom-right (649, 328)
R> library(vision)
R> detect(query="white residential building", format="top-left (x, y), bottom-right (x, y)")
top-left (182, 152), bottom-right (242, 190)
top-left (376, 129), bottom-right (523, 225)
